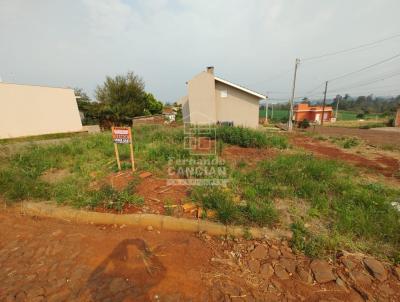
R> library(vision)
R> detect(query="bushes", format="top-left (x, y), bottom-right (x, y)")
top-left (191, 187), bottom-right (238, 224)
top-left (191, 186), bottom-right (277, 226)
top-left (290, 221), bottom-right (335, 259)
top-left (244, 202), bottom-right (278, 226)
top-left (215, 126), bottom-right (288, 149)
top-left (92, 185), bottom-right (144, 211)
top-left (298, 119), bottom-right (310, 129)
top-left (330, 136), bottom-right (360, 149)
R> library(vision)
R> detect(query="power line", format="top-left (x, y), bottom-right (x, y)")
top-left (328, 52), bottom-right (400, 82)
top-left (302, 32), bottom-right (400, 61)
top-left (304, 82), bottom-right (326, 95)
top-left (329, 70), bottom-right (400, 91)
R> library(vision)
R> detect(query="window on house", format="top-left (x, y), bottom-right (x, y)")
top-left (220, 89), bottom-right (228, 98)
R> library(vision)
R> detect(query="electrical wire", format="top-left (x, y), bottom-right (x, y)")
top-left (302, 32), bottom-right (400, 61)
top-left (328, 70), bottom-right (400, 92)
top-left (328, 52), bottom-right (400, 82)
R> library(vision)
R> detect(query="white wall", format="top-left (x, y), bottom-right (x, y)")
top-left (215, 81), bottom-right (260, 128)
top-left (0, 83), bottom-right (82, 139)
top-left (187, 71), bottom-right (216, 124)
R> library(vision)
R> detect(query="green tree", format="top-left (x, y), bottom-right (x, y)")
top-left (143, 92), bottom-right (163, 115)
top-left (95, 72), bottom-right (146, 125)
top-left (74, 88), bottom-right (100, 125)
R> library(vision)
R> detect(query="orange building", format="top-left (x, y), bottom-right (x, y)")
top-left (293, 103), bottom-right (333, 123)
top-left (395, 107), bottom-right (400, 127)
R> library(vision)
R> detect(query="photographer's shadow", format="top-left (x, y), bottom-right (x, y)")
top-left (87, 238), bottom-right (166, 302)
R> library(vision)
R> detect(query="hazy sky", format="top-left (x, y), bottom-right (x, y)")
top-left (1, 0), bottom-right (400, 103)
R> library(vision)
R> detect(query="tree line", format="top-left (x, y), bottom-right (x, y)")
top-left (75, 72), bottom-right (164, 127)
top-left (330, 94), bottom-right (400, 115)
top-left (265, 94), bottom-right (400, 115)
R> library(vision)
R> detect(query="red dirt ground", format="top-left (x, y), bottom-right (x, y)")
top-left (96, 145), bottom-right (278, 216)
top-left (0, 209), bottom-right (212, 301)
top-left (2, 208), bottom-right (400, 301)
top-left (221, 145), bottom-right (277, 168)
top-left (304, 126), bottom-right (400, 147)
top-left (96, 172), bottom-right (193, 217)
top-left (291, 135), bottom-right (400, 179)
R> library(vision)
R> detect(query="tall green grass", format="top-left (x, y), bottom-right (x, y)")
top-left (234, 153), bottom-right (400, 260)
top-left (0, 126), bottom-right (187, 207)
top-left (0, 124), bottom-right (287, 206)
top-left (191, 186), bottom-right (278, 226)
top-left (214, 126), bottom-right (288, 149)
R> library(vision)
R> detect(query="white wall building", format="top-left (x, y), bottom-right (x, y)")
top-left (178, 67), bottom-right (266, 128)
top-left (0, 82), bottom-right (82, 139)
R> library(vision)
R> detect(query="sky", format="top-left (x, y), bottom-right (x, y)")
top-left (1, 0), bottom-right (400, 103)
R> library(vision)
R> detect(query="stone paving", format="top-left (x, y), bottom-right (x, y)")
top-left (0, 209), bottom-right (211, 302)
top-left (2, 208), bottom-right (400, 302)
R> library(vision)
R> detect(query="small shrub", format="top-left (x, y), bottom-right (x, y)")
top-left (342, 137), bottom-right (360, 149)
top-left (387, 118), bottom-right (395, 127)
top-left (290, 221), bottom-right (326, 258)
top-left (356, 113), bottom-right (365, 119)
top-left (243, 227), bottom-right (252, 240)
top-left (92, 185), bottom-right (144, 211)
top-left (316, 135), bottom-right (328, 141)
top-left (298, 119), bottom-right (310, 129)
top-left (330, 136), bottom-right (360, 149)
top-left (243, 201), bottom-right (278, 227)
top-left (191, 187), bottom-right (238, 224)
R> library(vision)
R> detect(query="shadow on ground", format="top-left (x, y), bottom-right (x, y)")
top-left (87, 238), bottom-right (166, 302)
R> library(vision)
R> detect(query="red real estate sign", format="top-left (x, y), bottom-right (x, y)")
top-left (112, 127), bottom-right (131, 144)
top-left (111, 127), bottom-right (135, 172)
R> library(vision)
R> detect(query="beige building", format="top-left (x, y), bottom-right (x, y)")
top-left (179, 67), bottom-right (266, 128)
top-left (0, 82), bottom-right (82, 139)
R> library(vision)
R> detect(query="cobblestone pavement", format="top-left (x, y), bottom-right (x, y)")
top-left (0, 209), bottom-right (212, 302)
top-left (2, 208), bottom-right (400, 302)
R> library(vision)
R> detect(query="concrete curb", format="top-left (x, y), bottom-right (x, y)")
top-left (20, 201), bottom-right (291, 239)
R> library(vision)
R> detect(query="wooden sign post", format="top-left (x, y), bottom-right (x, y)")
top-left (111, 126), bottom-right (135, 172)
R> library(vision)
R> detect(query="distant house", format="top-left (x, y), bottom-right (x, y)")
top-left (162, 107), bottom-right (177, 123)
top-left (293, 103), bottom-right (333, 124)
top-left (0, 82), bottom-right (82, 139)
top-left (178, 67), bottom-right (266, 128)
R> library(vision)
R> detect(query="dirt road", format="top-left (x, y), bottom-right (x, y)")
top-left (304, 126), bottom-right (400, 147)
top-left (291, 135), bottom-right (400, 180)
top-left (2, 208), bottom-right (400, 301)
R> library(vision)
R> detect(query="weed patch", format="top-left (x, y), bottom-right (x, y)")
top-left (330, 136), bottom-right (360, 149)
top-left (213, 126), bottom-right (288, 149)
top-left (237, 153), bottom-right (400, 260)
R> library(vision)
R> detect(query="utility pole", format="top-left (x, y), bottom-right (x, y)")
top-left (288, 58), bottom-right (300, 131)
top-left (335, 95), bottom-right (341, 119)
top-left (320, 81), bottom-right (328, 126)
top-left (265, 100), bottom-right (269, 124)
top-left (271, 103), bottom-right (274, 120)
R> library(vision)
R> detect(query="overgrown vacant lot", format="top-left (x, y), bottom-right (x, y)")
top-left (0, 125), bottom-right (399, 262)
